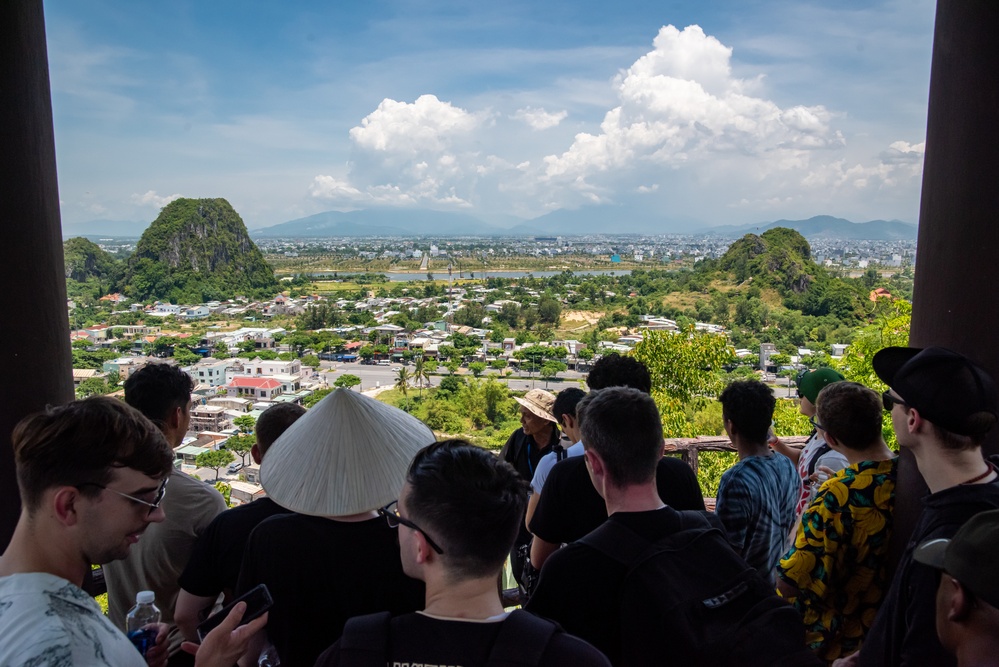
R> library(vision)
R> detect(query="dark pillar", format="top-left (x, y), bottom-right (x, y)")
top-left (0, 0), bottom-right (75, 549)
top-left (893, 0), bottom-right (999, 564)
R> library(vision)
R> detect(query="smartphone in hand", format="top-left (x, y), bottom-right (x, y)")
top-left (196, 584), bottom-right (273, 642)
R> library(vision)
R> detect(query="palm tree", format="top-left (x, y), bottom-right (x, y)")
top-left (395, 367), bottom-right (411, 411)
top-left (412, 356), bottom-right (429, 398)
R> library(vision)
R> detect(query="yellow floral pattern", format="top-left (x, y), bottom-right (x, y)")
top-left (777, 457), bottom-right (897, 664)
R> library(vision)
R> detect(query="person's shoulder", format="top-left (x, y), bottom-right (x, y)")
top-left (169, 470), bottom-right (227, 503)
top-left (543, 628), bottom-right (613, 666)
top-left (656, 455), bottom-right (694, 474)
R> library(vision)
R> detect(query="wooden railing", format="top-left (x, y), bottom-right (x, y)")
top-left (663, 435), bottom-right (809, 477)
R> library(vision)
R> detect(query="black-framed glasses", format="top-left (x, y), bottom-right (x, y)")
top-left (378, 500), bottom-right (444, 554)
top-left (882, 390), bottom-right (908, 412)
top-left (78, 476), bottom-right (169, 516)
top-left (808, 415), bottom-right (824, 431)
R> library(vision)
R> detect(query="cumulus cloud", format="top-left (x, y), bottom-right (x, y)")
top-left (512, 107), bottom-right (568, 130)
top-left (543, 25), bottom-right (844, 184)
top-left (131, 190), bottom-right (182, 207)
top-left (307, 25), bottom-right (921, 222)
top-left (309, 175), bottom-right (365, 201)
top-left (311, 94), bottom-right (499, 208)
top-left (349, 94), bottom-right (485, 154)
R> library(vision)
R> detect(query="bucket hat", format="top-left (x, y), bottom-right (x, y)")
top-left (260, 389), bottom-right (435, 516)
top-left (514, 389), bottom-right (557, 423)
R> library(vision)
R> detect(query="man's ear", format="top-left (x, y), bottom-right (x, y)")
top-left (584, 449), bottom-right (605, 477)
top-left (823, 430), bottom-right (842, 450)
top-left (947, 577), bottom-right (974, 622)
top-left (906, 406), bottom-right (925, 435)
top-left (250, 444), bottom-right (262, 465)
top-left (166, 405), bottom-right (184, 430)
top-left (52, 487), bottom-right (83, 526)
top-left (412, 529), bottom-right (434, 565)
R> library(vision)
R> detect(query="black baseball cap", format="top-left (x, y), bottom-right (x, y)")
top-left (913, 509), bottom-right (999, 608)
top-left (872, 346), bottom-right (998, 437)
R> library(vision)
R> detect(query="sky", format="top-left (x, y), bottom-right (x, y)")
top-left (46, 0), bottom-right (936, 233)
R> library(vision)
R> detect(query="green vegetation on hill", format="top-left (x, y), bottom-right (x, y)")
top-left (63, 237), bottom-right (124, 299)
top-left (123, 198), bottom-right (278, 303)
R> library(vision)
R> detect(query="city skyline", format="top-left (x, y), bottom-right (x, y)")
top-left (48, 0), bottom-right (934, 234)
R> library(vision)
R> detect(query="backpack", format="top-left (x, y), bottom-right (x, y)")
top-left (336, 609), bottom-right (558, 667)
top-left (579, 511), bottom-right (820, 667)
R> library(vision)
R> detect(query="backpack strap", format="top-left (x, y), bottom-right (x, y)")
top-left (486, 610), bottom-right (557, 667)
top-left (806, 443), bottom-right (831, 476)
top-left (337, 611), bottom-right (391, 667)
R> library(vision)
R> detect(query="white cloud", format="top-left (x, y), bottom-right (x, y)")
top-left (131, 190), bottom-right (182, 207)
top-left (544, 25), bottom-right (844, 184)
top-left (349, 94), bottom-right (485, 154)
top-left (306, 24), bottom-right (924, 224)
top-left (309, 176), bottom-right (365, 201)
top-left (512, 107), bottom-right (568, 130)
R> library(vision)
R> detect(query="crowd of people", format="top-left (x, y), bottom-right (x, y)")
top-left (2, 345), bottom-right (999, 666)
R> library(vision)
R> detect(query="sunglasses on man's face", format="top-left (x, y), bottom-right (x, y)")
top-left (882, 390), bottom-right (908, 412)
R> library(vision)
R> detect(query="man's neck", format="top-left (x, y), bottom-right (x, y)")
top-left (843, 441), bottom-right (895, 466)
top-left (0, 516), bottom-right (87, 586)
top-left (603, 481), bottom-right (664, 516)
top-left (732, 435), bottom-right (770, 460)
top-left (422, 573), bottom-right (506, 619)
top-left (914, 444), bottom-right (994, 493)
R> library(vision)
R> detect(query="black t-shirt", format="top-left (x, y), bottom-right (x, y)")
top-left (178, 497), bottom-right (290, 598)
top-left (236, 513), bottom-right (424, 667)
top-left (500, 426), bottom-right (561, 483)
top-left (527, 508), bottom-right (686, 664)
top-left (314, 611), bottom-right (611, 667)
top-left (529, 455), bottom-right (704, 545)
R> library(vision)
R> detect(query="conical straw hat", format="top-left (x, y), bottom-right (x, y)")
top-left (260, 389), bottom-right (435, 516)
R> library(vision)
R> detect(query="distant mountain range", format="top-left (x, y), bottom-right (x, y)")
top-left (66, 208), bottom-right (918, 241)
top-left (703, 215), bottom-right (917, 241)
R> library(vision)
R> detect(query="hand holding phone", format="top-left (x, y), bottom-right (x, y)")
top-left (196, 584), bottom-right (273, 642)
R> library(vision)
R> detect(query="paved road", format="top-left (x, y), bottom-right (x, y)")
top-left (316, 363), bottom-right (585, 393)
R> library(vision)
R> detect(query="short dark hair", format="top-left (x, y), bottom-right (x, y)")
top-left (815, 382), bottom-right (883, 451)
top-left (553, 387), bottom-right (586, 424)
top-left (255, 403), bottom-right (306, 456)
top-left (124, 363), bottom-right (193, 424)
top-left (587, 354), bottom-right (652, 394)
top-left (578, 387), bottom-right (662, 486)
top-left (718, 380), bottom-right (775, 443)
top-left (405, 440), bottom-right (528, 580)
top-left (12, 396), bottom-right (173, 511)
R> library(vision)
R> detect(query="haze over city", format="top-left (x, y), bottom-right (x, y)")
top-left (48, 0), bottom-right (934, 235)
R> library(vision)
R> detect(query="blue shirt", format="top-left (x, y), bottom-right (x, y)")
top-left (715, 452), bottom-right (799, 584)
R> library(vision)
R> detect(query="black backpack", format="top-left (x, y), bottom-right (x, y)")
top-left (579, 511), bottom-right (820, 667)
top-left (335, 609), bottom-right (558, 667)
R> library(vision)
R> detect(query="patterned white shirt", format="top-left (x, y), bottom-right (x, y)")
top-left (0, 572), bottom-right (144, 666)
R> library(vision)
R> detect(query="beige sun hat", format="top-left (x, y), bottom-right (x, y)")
top-left (260, 388), bottom-right (435, 516)
top-left (514, 388), bottom-right (557, 423)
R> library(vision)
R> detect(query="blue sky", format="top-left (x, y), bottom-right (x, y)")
top-left (46, 0), bottom-right (935, 232)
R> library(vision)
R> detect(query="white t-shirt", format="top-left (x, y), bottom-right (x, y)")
top-left (530, 441), bottom-right (584, 493)
top-left (0, 572), bottom-right (145, 666)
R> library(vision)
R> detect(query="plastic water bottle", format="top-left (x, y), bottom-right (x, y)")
top-left (126, 590), bottom-right (160, 656)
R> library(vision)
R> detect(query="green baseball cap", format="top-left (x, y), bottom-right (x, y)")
top-left (797, 368), bottom-right (845, 403)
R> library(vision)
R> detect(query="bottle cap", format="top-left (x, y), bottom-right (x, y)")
top-left (136, 590), bottom-right (155, 604)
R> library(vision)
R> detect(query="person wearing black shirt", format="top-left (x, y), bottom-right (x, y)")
top-left (529, 454), bottom-right (704, 567)
top-left (500, 389), bottom-right (560, 587)
top-left (175, 403), bottom-right (305, 643)
top-left (316, 441), bottom-right (609, 667)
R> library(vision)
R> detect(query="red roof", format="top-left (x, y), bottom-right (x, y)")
top-left (229, 377), bottom-right (282, 389)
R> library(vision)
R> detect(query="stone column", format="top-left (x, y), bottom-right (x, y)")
top-left (0, 0), bottom-right (75, 549)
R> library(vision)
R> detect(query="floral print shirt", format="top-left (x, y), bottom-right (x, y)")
top-left (777, 457), bottom-right (898, 664)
